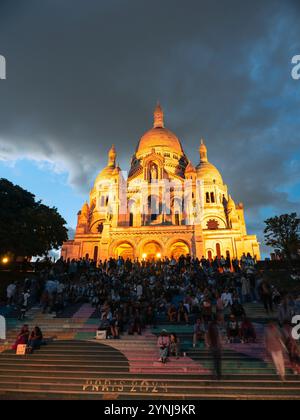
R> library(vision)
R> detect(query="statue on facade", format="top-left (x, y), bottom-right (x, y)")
top-left (150, 164), bottom-right (158, 181)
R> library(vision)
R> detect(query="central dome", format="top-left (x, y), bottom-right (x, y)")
top-left (136, 104), bottom-right (184, 158)
top-left (136, 127), bottom-right (184, 156)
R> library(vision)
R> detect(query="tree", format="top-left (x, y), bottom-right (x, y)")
top-left (264, 213), bottom-right (300, 260)
top-left (0, 178), bottom-right (68, 258)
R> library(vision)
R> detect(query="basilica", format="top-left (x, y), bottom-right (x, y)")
top-left (61, 104), bottom-right (260, 262)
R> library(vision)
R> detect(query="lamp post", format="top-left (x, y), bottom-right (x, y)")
top-left (1, 257), bottom-right (9, 265)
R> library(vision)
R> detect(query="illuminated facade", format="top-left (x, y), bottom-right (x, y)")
top-left (61, 104), bottom-right (260, 262)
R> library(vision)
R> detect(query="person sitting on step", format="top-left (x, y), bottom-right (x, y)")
top-left (128, 309), bottom-right (142, 335)
top-left (157, 330), bottom-right (170, 363)
top-left (144, 304), bottom-right (157, 328)
top-left (12, 324), bottom-right (30, 351)
top-left (193, 318), bottom-right (206, 348)
top-left (231, 298), bottom-right (246, 320)
top-left (98, 314), bottom-right (112, 339)
top-left (168, 304), bottom-right (177, 323)
top-left (27, 326), bottom-right (44, 353)
top-left (240, 317), bottom-right (256, 343)
top-left (177, 302), bottom-right (189, 324)
top-left (227, 314), bottom-right (241, 343)
top-left (110, 311), bottom-right (120, 339)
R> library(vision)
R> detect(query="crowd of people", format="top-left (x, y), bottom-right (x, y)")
top-left (2, 253), bottom-right (300, 379)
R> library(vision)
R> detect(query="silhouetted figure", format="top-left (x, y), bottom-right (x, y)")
top-left (207, 320), bottom-right (222, 380)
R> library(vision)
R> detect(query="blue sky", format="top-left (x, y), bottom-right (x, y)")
top-left (0, 160), bottom-right (84, 231)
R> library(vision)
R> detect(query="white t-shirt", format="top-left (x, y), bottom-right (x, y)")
top-left (221, 292), bottom-right (233, 307)
top-left (7, 284), bottom-right (16, 298)
top-left (136, 284), bottom-right (143, 298)
top-left (23, 292), bottom-right (30, 307)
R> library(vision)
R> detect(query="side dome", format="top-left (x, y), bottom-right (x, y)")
top-left (196, 161), bottom-right (223, 184)
top-left (94, 166), bottom-right (116, 184)
top-left (135, 104), bottom-right (184, 158)
top-left (196, 139), bottom-right (223, 185)
top-left (94, 145), bottom-right (119, 184)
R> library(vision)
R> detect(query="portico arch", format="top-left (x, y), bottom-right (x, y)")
top-left (137, 238), bottom-right (164, 260)
top-left (110, 239), bottom-right (136, 260)
top-left (166, 239), bottom-right (191, 259)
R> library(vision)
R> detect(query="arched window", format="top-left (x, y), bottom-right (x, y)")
top-left (208, 250), bottom-right (213, 261)
top-left (106, 196), bottom-right (109, 206)
top-left (206, 192), bottom-right (210, 203)
top-left (226, 250), bottom-right (231, 260)
top-left (93, 246), bottom-right (98, 262)
top-left (175, 211), bottom-right (180, 226)
top-left (210, 192), bottom-right (215, 203)
top-left (216, 243), bottom-right (221, 259)
top-left (85, 253), bottom-right (89, 260)
top-left (148, 195), bottom-right (160, 221)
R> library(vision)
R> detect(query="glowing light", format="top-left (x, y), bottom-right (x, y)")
top-left (2, 257), bottom-right (9, 264)
top-left (142, 253), bottom-right (147, 260)
top-left (156, 253), bottom-right (162, 259)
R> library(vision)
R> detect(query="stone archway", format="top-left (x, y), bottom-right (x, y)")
top-left (113, 241), bottom-right (135, 260)
top-left (142, 241), bottom-right (163, 260)
top-left (169, 241), bottom-right (190, 259)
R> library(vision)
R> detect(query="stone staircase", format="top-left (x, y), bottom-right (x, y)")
top-left (0, 304), bottom-right (300, 400)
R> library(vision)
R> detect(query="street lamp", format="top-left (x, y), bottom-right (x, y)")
top-left (2, 257), bottom-right (9, 265)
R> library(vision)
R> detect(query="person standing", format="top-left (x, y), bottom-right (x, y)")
top-left (19, 290), bottom-right (31, 321)
top-left (6, 282), bottom-right (17, 306)
top-left (193, 318), bottom-right (205, 348)
top-left (169, 333), bottom-right (181, 359)
top-left (207, 319), bottom-right (223, 380)
top-left (265, 322), bottom-right (287, 381)
top-left (241, 276), bottom-right (251, 304)
top-left (278, 295), bottom-right (295, 327)
top-left (259, 278), bottom-right (273, 314)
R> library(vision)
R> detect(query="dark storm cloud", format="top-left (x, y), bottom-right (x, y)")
top-left (0, 0), bottom-right (300, 244)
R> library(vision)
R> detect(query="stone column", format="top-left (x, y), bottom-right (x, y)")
top-left (193, 225), bottom-right (204, 259)
top-left (99, 222), bottom-right (111, 260)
